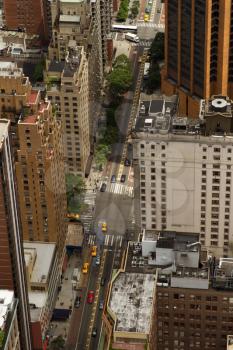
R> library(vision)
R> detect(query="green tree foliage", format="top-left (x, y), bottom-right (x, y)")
top-left (117, 0), bottom-right (130, 21)
top-left (0, 330), bottom-right (4, 347)
top-left (130, 0), bottom-right (139, 18)
top-left (149, 32), bottom-right (165, 62)
top-left (65, 174), bottom-right (87, 213)
top-left (49, 335), bottom-right (65, 350)
top-left (107, 55), bottom-right (133, 97)
top-left (33, 61), bottom-right (45, 82)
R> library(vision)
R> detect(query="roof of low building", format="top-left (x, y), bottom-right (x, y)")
top-left (109, 272), bottom-right (156, 333)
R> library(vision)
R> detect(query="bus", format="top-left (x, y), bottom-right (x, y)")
top-left (112, 24), bottom-right (137, 33)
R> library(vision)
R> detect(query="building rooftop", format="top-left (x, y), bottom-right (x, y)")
top-left (29, 292), bottom-right (47, 322)
top-left (133, 94), bottom-right (233, 139)
top-left (48, 60), bottom-right (65, 73)
top-left (60, 14), bottom-right (81, 23)
top-left (63, 45), bottom-right (82, 77)
top-left (67, 222), bottom-right (83, 247)
top-left (0, 119), bottom-right (9, 151)
top-left (227, 335), bottom-right (233, 350)
top-left (0, 61), bottom-right (23, 77)
top-left (60, 0), bottom-right (84, 2)
top-left (109, 272), bottom-right (156, 333)
top-left (24, 241), bottom-right (56, 284)
top-left (0, 290), bottom-right (14, 329)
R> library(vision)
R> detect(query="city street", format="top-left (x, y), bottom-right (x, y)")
top-left (64, 41), bottom-right (143, 350)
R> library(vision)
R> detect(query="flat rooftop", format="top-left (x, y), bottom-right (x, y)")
top-left (60, 0), bottom-right (83, 2)
top-left (227, 335), bottom-right (233, 350)
top-left (24, 241), bottom-right (56, 284)
top-left (109, 272), bottom-right (156, 333)
top-left (67, 222), bottom-right (83, 246)
top-left (0, 290), bottom-right (14, 329)
top-left (0, 61), bottom-right (23, 77)
top-left (0, 119), bottom-right (9, 151)
top-left (29, 292), bottom-right (47, 322)
top-left (60, 14), bottom-right (81, 23)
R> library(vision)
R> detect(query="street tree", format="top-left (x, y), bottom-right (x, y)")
top-left (49, 335), bottom-right (65, 350)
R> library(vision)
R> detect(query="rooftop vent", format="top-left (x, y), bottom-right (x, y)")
top-left (211, 98), bottom-right (228, 112)
top-left (144, 118), bottom-right (153, 127)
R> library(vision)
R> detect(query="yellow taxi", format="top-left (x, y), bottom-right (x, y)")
top-left (91, 246), bottom-right (97, 257)
top-left (101, 222), bottom-right (107, 232)
top-left (82, 262), bottom-right (89, 274)
top-left (67, 213), bottom-right (80, 220)
top-left (144, 14), bottom-right (150, 22)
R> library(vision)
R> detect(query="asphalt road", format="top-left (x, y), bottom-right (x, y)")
top-left (67, 42), bottom-right (142, 350)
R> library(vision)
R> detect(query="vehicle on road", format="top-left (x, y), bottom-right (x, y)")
top-left (145, 6), bottom-right (151, 13)
top-left (112, 24), bottom-right (137, 33)
top-left (99, 300), bottom-right (104, 310)
top-left (87, 290), bottom-right (95, 304)
top-left (111, 175), bottom-right (116, 183)
top-left (100, 183), bottom-right (107, 192)
top-left (120, 175), bottom-right (126, 183)
top-left (82, 262), bottom-right (89, 274)
top-left (91, 245), bottom-right (97, 257)
top-left (101, 277), bottom-right (106, 286)
top-left (144, 14), bottom-right (150, 22)
top-left (96, 255), bottom-right (100, 266)
top-left (124, 159), bottom-right (131, 166)
top-left (125, 32), bottom-right (139, 43)
top-left (92, 327), bottom-right (97, 337)
top-left (74, 296), bottom-right (81, 308)
top-left (101, 222), bottom-right (107, 232)
top-left (157, 8), bottom-right (161, 13)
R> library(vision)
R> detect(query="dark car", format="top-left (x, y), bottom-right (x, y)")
top-left (120, 175), bottom-right (126, 183)
top-left (124, 159), bottom-right (130, 167)
top-left (99, 300), bottom-right (104, 310)
top-left (74, 296), bottom-right (81, 308)
top-left (101, 277), bottom-right (106, 286)
top-left (111, 175), bottom-right (116, 183)
top-left (92, 327), bottom-right (97, 337)
top-left (100, 183), bottom-right (107, 192)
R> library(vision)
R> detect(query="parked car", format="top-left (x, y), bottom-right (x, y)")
top-left (96, 255), bottom-right (100, 266)
top-left (101, 277), bottom-right (106, 286)
top-left (87, 290), bottom-right (95, 304)
top-left (74, 296), bottom-right (81, 308)
top-left (120, 175), bottom-right (126, 183)
top-left (92, 327), bottom-right (97, 337)
top-left (101, 222), bottom-right (107, 232)
top-left (99, 300), bottom-right (104, 310)
top-left (111, 175), bottom-right (116, 183)
top-left (100, 183), bottom-right (107, 192)
top-left (124, 159), bottom-right (130, 167)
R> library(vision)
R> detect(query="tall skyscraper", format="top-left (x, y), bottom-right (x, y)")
top-left (15, 97), bottom-right (67, 259)
top-left (0, 119), bottom-right (32, 350)
top-left (3, 0), bottom-right (49, 42)
top-left (161, 0), bottom-right (233, 117)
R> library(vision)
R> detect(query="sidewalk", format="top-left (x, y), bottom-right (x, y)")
top-left (49, 253), bottom-right (81, 341)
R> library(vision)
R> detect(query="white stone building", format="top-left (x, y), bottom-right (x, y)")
top-left (133, 95), bottom-right (233, 257)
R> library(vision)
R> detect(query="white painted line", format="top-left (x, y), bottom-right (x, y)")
top-left (105, 235), bottom-right (109, 246)
top-left (110, 235), bottom-right (114, 246)
top-left (119, 236), bottom-right (123, 248)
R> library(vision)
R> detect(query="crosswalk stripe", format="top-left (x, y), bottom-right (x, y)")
top-left (105, 183), bottom-right (134, 197)
top-left (110, 235), bottom-right (114, 246)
